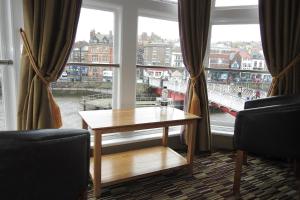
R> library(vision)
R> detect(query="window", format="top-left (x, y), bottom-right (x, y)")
top-left (136, 16), bottom-right (187, 110)
top-left (3, 0), bottom-right (269, 142)
top-left (207, 24), bottom-right (271, 133)
top-left (52, 8), bottom-right (115, 128)
top-left (0, 68), bottom-right (4, 130)
top-left (92, 55), bottom-right (98, 62)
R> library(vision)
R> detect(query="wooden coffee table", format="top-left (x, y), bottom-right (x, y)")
top-left (79, 107), bottom-right (200, 198)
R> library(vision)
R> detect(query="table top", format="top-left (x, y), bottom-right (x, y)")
top-left (79, 107), bottom-right (200, 131)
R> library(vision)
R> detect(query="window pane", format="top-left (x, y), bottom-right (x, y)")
top-left (208, 24), bottom-right (271, 133)
top-left (0, 68), bottom-right (4, 129)
top-left (153, 0), bottom-right (178, 4)
top-left (136, 16), bottom-right (187, 111)
top-left (52, 8), bottom-right (114, 128)
top-left (215, 0), bottom-right (258, 7)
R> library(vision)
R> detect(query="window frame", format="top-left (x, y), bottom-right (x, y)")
top-left (2, 0), bottom-right (261, 133)
top-left (207, 0), bottom-right (262, 134)
top-left (81, 0), bottom-right (121, 109)
top-left (0, 0), bottom-right (22, 130)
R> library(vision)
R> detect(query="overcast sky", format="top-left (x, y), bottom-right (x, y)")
top-left (215, 0), bottom-right (257, 7)
top-left (76, 6), bottom-right (261, 43)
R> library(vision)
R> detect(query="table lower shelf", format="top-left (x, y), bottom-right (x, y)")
top-left (90, 146), bottom-right (188, 186)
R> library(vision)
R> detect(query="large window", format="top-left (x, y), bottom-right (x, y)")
top-left (207, 21), bottom-right (271, 133)
top-left (136, 16), bottom-right (187, 110)
top-left (2, 0), bottom-right (270, 139)
top-left (52, 8), bottom-right (115, 128)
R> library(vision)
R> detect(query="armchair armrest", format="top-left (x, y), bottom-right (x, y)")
top-left (244, 94), bottom-right (300, 109)
top-left (234, 103), bottom-right (300, 158)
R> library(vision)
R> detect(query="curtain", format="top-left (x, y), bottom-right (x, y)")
top-left (17, 0), bottom-right (82, 130)
top-left (259, 0), bottom-right (300, 96)
top-left (178, 0), bottom-right (212, 152)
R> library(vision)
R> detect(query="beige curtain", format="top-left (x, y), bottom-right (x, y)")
top-left (259, 0), bottom-right (300, 96)
top-left (18, 0), bottom-right (82, 130)
top-left (178, 0), bottom-right (212, 152)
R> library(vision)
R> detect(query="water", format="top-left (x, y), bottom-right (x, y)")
top-left (0, 95), bottom-right (235, 132)
top-left (55, 96), bottom-right (82, 129)
top-left (0, 95), bottom-right (83, 130)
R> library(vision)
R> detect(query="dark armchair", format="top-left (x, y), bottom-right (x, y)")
top-left (233, 94), bottom-right (300, 194)
top-left (0, 129), bottom-right (90, 200)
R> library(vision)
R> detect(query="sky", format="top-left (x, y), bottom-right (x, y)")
top-left (211, 24), bottom-right (261, 42)
top-left (76, 6), bottom-right (261, 43)
top-left (75, 8), bottom-right (114, 42)
top-left (138, 17), bottom-right (180, 40)
top-left (215, 0), bottom-right (257, 7)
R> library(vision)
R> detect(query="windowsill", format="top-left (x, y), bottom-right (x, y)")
top-left (212, 130), bottom-right (234, 136)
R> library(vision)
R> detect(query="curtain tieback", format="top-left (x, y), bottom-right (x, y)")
top-left (20, 29), bottom-right (50, 86)
top-left (19, 28), bottom-right (62, 128)
top-left (268, 54), bottom-right (300, 96)
top-left (189, 67), bottom-right (204, 87)
top-left (187, 67), bottom-right (205, 117)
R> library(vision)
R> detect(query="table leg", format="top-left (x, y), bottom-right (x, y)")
top-left (233, 150), bottom-right (245, 195)
top-left (187, 121), bottom-right (196, 173)
top-left (162, 126), bottom-right (169, 147)
top-left (81, 120), bottom-right (89, 199)
top-left (93, 131), bottom-right (102, 198)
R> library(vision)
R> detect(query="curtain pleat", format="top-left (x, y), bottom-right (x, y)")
top-left (178, 0), bottom-right (212, 152)
top-left (259, 0), bottom-right (300, 96)
top-left (17, 0), bottom-right (82, 130)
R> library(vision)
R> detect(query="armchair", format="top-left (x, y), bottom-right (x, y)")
top-left (233, 94), bottom-right (300, 194)
top-left (0, 129), bottom-right (90, 200)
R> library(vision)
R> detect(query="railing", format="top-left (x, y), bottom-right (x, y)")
top-left (204, 67), bottom-right (269, 74)
top-left (136, 64), bottom-right (184, 70)
top-left (0, 60), bottom-right (13, 65)
top-left (137, 64), bottom-right (270, 73)
top-left (54, 62), bottom-right (272, 111)
top-left (66, 62), bottom-right (119, 68)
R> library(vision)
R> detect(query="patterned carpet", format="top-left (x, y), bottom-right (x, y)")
top-left (88, 151), bottom-right (300, 200)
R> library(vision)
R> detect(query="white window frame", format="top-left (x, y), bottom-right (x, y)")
top-left (89, 0), bottom-right (178, 109)
top-left (207, 0), bottom-right (260, 135)
top-left (82, 0), bottom-right (121, 109)
top-left (0, 0), bottom-right (23, 130)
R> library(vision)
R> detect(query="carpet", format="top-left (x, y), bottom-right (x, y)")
top-left (88, 151), bottom-right (300, 199)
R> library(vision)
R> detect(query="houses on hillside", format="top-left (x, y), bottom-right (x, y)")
top-left (64, 30), bottom-right (270, 84)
